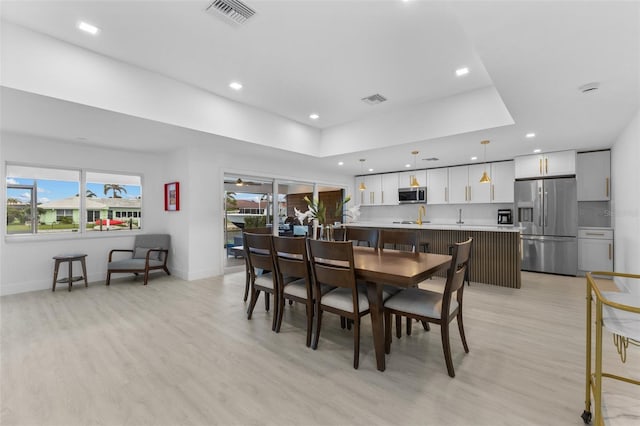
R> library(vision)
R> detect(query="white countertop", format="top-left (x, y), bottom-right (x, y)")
top-left (345, 221), bottom-right (522, 233)
top-left (578, 226), bottom-right (614, 230)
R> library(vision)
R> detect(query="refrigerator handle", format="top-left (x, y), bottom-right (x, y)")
top-left (538, 186), bottom-right (543, 227)
top-left (543, 190), bottom-right (548, 229)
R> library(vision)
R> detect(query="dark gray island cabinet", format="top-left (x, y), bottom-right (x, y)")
top-left (345, 223), bottom-right (522, 289)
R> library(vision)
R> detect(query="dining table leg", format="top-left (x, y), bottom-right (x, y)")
top-left (365, 281), bottom-right (385, 371)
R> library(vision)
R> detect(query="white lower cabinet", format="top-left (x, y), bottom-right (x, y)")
top-left (578, 229), bottom-right (613, 273)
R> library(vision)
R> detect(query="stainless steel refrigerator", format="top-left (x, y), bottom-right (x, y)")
top-left (515, 177), bottom-right (578, 275)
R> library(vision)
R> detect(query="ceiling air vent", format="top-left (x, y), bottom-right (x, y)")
top-left (361, 94), bottom-right (387, 105)
top-left (206, 0), bottom-right (256, 25)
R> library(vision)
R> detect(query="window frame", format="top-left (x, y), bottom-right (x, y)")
top-left (5, 162), bottom-right (144, 241)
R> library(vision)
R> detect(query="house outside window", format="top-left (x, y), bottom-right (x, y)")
top-left (5, 165), bottom-right (142, 235)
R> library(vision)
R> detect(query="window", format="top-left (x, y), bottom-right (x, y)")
top-left (6, 165), bottom-right (79, 234)
top-left (5, 165), bottom-right (142, 235)
top-left (86, 172), bottom-right (142, 232)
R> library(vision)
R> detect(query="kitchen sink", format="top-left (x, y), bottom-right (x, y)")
top-left (392, 220), bottom-right (430, 224)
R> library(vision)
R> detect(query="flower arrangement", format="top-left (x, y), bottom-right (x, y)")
top-left (303, 195), bottom-right (351, 226)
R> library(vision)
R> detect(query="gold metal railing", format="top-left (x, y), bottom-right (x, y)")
top-left (583, 271), bottom-right (640, 425)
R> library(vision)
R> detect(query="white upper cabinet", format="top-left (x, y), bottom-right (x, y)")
top-left (397, 170), bottom-right (427, 189)
top-left (448, 165), bottom-right (491, 204)
top-left (577, 151), bottom-right (610, 201)
top-left (490, 161), bottom-right (515, 203)
top-left (380, 173), bottom-right (399, 205)
top-left (427, 168), bottom-right (448, 204)
top-left (514, 150), bottom-right (576, 179)
top-left (355, 173), bottom-right (398, 206)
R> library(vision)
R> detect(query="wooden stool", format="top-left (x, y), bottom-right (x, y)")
top-left (52, 254), bottom-right (88, 292)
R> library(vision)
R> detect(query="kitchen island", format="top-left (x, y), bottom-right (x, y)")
top-left (345, 222), bottom-right (522, 289)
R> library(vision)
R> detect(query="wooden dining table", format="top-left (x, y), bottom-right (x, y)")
top-left (352, 246), bottom-right (452, 371)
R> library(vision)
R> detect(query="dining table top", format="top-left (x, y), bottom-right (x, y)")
top-left (352, 246), bottom-right (452, 287)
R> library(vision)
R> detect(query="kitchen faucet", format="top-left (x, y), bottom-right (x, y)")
top-left (417, 205), bottom-right (426, 225)
top-left (456, 208), bottom-right (464, 224)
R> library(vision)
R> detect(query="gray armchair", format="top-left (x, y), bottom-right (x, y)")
top-left (106, 234), bottom-right (171, 286)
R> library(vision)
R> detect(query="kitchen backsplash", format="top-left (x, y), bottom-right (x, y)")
top-left (356, 203), bottom-right (514, 226)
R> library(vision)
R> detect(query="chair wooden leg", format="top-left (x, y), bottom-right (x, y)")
top-left (276, 293), bottom-right (285, 333)
top-left (105, 271), bottom-right (111, 286)
top-left (271, 292), bottom-right (278, 332)
top-left (441, 322), bottom-right (455, 377)
top-left (406, 317), bottom-right (412, 336)
top-left (305, 302), bottom-right (313, 348)
top-left (312, 308), bottom-right (323, 350)
top-left (384, 310), bottom-right (392, 354)
top-left (163, 266), bottom-right (171, 276)
top-left (421, 320), bottom-right (430, 331)
top-left (243, 269), bottom-right (250, 302)
top-left (457, 312), bottom-right (469, 353)
top-left (265, 293), bottom-right (270, 312)
top-left (143, 268), bottom-right (149, 285)
top-left (353, 317), bottom-right (360, 370)
top-left (247, 289), bottom-right (260, 319)
top-left (340, 317), bottom-right (346, 329)
top-left (346, 319), bottom-right (352, 330)
top-left (395, 314), bottom-right (402, 338)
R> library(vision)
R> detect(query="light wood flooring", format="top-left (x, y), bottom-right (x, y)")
top-left (1, 271), bottom-right (638, 426)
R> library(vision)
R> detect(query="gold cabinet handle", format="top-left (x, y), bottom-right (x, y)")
top-left (609, 243), bottom-right (612, 260)
top-left (606, 177), bottom-right (610, 198)
top-left (370, 192), bottom-right (374, 204)
top-left (539, 158), bottom-right (542, 175)
top-left (381, 190), bottom-right (384, 204)
top-left (585, 232), bottom-right (605, 236)
top-left (445, 187), bottom-right (448, 203)
top-left (491, 184), bottom-right (495, 201)
top-left (545, 158), bottom-right (548, 174)
top-left (468, 186), bottom-right (471, 201)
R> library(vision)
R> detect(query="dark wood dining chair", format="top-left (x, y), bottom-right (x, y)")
top-left (332, 227), bottom-right (346, 241)
top-left (377, 229), bottom-right (429, 338)
top-left (307, 239), bottom-right (370, 369)
top-left (345, 227), bottom-right (379, 248)
top-left (273, 236), bottom-right (319, 347)
top-left (244, 231), bottom-right (278, 332)
top-left (242, 227), bottom-right (273, 302)
top-left (383, 237), bottom-right (473, 377)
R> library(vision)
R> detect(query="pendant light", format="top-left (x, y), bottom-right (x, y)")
top-left (479, 140), bottom-right (491, 183)
top-left (410, 150), bottom-right (420, 187)
top-left (358, 159), bottom-right (367, 191)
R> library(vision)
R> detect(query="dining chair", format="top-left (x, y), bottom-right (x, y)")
top-left (307, 239), bottom-right (370, 369)
top-left (377, 229), bottom-right (429, 338)
top-left (383, 237), bottom-right (473, 377)
top-left (241, 227), bottom-right (273, 302)
top-left (332, 227), bottom-right (346, 242)
top-left (273, 236), bottom-right (330, 347)
top-left (345, 227), bottom-right (379, 248)
top-left (244, 231), bottom-right (278, 332)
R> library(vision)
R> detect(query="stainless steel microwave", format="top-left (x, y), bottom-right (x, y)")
top-left (398, 187), bottom-right (427, 204)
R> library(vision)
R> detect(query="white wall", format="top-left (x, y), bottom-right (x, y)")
top-left (1, 132), bottom-right (168, 295)
top-left (1, 131), bottom-right (354, 294)
top-left (611, 109), bottom-right (640, 294)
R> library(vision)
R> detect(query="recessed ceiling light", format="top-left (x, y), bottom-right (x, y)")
top-left (455, 67), bottom-right (469, 77)
top-left (77, 21), bottom-right (99, 35)
top-left (533, 149), bottom-right (542, 153)
top-left (309, 113), bottom-right (319, 120)
top-left (405, 164), bottom-right (411, 168)
top-left (471, 156), bottom-right (478, 161)
top-left (229, 81), bottom-right (243, 90)
top-left (368, 168), bottom-right (374, 172)
top-left (526, 133), bottom-right (536, 138)
top-left (338, 161), bottom-right (344, 166)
